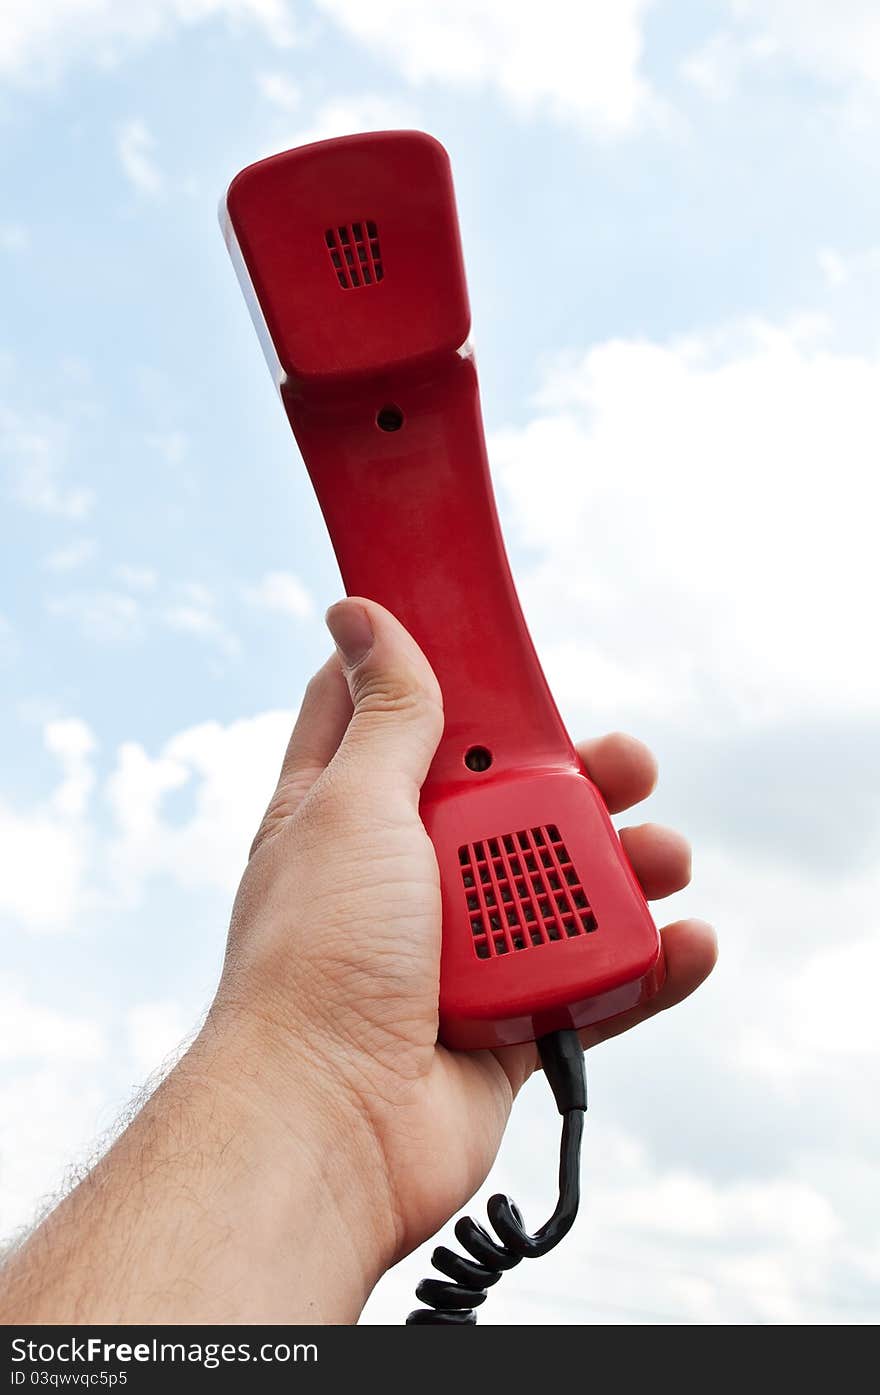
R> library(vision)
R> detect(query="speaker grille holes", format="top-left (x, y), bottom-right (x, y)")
top-left (459, 824), bottom-right (598, 960)
top-left (376, 404), bottom-right (404, 432)
top-left (464, 745), bottom-right (492, 772)
top-left (325, 221), bottom-right (384, 288)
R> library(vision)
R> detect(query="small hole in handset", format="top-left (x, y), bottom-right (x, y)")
top-left (376, 404), bottom-right (404, 432)
top-left (464, 746), bottom-right (493, 772)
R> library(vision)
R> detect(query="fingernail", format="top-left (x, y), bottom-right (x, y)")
top-left (326, 601), bottom-right (374, 668)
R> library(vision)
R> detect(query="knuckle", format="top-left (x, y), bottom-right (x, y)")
top-left (298, 767), bottom-right (361, 833)
top-left (354, 674), bottom-right (424, 715)
top-left (248, 786), bottom-right (302, 859)
top-left (350, 657), bottom-right (442, 715)
top-left (353, 679), bottom-right (444, 736)
top-left (309, 758), bottom-right (410, 833)
top-left (303, 668), bottom-right (327, 702)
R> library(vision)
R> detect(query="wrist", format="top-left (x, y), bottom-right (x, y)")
top-left (180, 997), bottom-right (402, 1320)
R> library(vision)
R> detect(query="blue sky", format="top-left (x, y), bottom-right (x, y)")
top-left (1, 0), bottom-right (879, 1323)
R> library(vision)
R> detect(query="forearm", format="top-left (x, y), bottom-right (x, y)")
top-left (0, 1012), bottom-right (396, 1325)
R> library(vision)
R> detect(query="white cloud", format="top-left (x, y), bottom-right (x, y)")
top-left (126, 1000), bottom-right (191, 1078)
top-left (736, 935), bottom-right (880, 1085)
top-left (105, 743), bottom-right (189, 849)
top-left (0, 1069), bottom-right (107, 1240)
top-left (0, 721), bottom-right (96, 932)
top-left (817, 244), bottom-right (880, 290)
top-left (117, 119), bottom-right (164, 197)
top-left (0, 705), bottom-right (290, 929)
top-left (365, 1109), bottom-right (867, 1325)
top-left (282, 95), bottom-right (419, 152)
top-left (114, 564), bottom-right (158, 592)
top-left (245, 570), bottom-right (314, 619)
top-left (2, 410), bottom-right (92, 519)
top-left (681, 31), bottom-right (777, 100)
top-left (0, 978), bottom-right (106, 1066)
top-left (490, 315), bottom-right (880, 731)
top-left (105, 709), bottom-right (293, 897)
top-left (146, 431), bottom-right (188, 466)
top-left (684, 3), bottom-right (880, 105)
top-left (0, 614), bottom-right (15, 664)
top-left (818, 248), bottom-right (850, 289)
top-left (44, 538), bottom-right (96, 573)
top-left (653, 840), bottom-right (880, 1123)
top-left (43, 577), bottom-right (239, 654)
top-left (317, 0), bottom-right (659, 137)
top-left (162, 604), bottom-right (224, 639)
top-left (0, 223), bottom-right (29, 252)
top-left (162, 581), bottom-right (239, 656)
top-left (0, 987), bottom-right (202, 1241)
top-left (46, 719), bottom-right (96, 819)
top-left (0, 0), bottom-right (295, 85)
top-left (257, 71), bottom-right (300, 110)
top-left (730, 1), bottom-right (880, 87)
top-left (47, 590), bottom-right (140, 644)
top-left (0, 988), bottom-right (200, 1241)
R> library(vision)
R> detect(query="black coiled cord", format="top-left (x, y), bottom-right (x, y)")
top-left (406, 1029), bottom-right (587, 1325)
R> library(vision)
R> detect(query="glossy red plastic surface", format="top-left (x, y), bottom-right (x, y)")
top-left (223, 131), bottom-right (664, 1049)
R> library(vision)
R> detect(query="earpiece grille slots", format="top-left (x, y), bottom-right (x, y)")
top-left (459, 825), bottom-right (598, 960)
top-left (325, 221), bottom-right (383, 288)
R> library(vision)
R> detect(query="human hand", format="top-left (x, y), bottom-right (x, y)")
top-left (209, 597), bottom-right (716, 1312)
top-left (0, 597), bottom-right (715, 1326)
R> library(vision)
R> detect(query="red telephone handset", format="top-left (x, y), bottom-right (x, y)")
top-left (222, 130), bottom-right (664, 1051)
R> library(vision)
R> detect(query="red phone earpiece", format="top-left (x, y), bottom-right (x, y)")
top-left (222, 130), bottom-right (664, 1051)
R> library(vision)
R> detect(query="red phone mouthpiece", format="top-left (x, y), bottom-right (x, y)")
top-left (222, 130), bottom-right (664, 1049)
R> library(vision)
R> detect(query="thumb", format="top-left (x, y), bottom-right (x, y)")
top-left (325, 597), bottom-right (444, 799)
